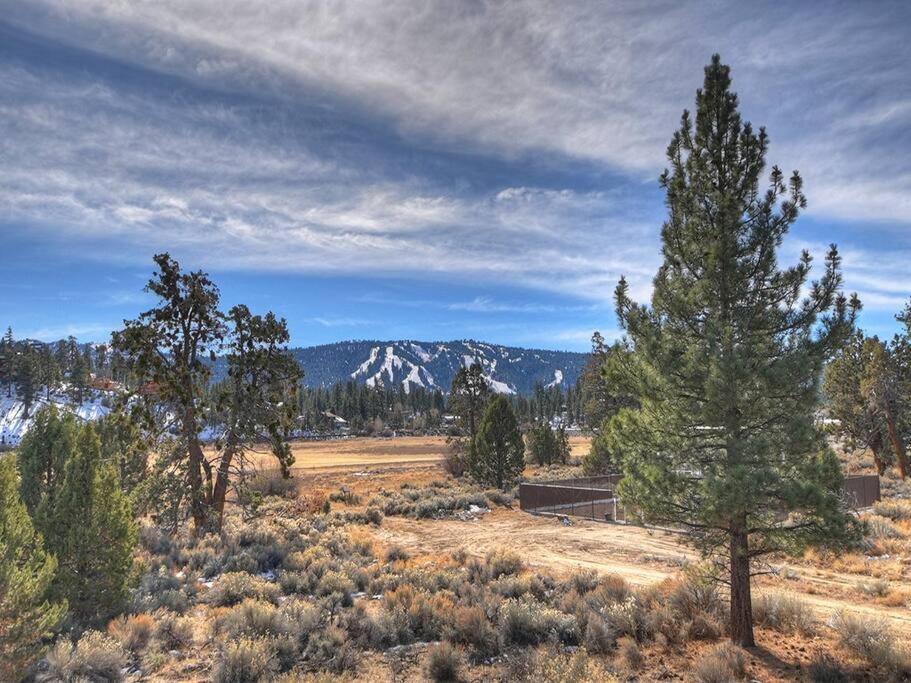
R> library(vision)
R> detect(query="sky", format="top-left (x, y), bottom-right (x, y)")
top-left (1, 1), bottom-right (909, 352)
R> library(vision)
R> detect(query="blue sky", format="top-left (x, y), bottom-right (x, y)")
top-left (1, 2), bottom-right (909, 351)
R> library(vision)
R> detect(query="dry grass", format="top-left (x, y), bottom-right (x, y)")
top-left (35, 439), bottom-right (911, 681)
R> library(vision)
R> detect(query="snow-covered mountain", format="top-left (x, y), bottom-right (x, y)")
top-left (288, 340), bottom-right (587, 395)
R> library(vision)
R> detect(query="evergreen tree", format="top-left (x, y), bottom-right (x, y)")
top-left (17, 405), bottom-right (78, 516)
top-left (577, 332), bottom-right (636, 431)
top-left (37, 346), bottom-right (60, 400)
top-left (114, 254), bottom-right (297, 534)
top-left (209, 305), bottom-right (301, 528)
top-left (42, 425), bottom-right (137, 625)
top-left (825, 332), bottom-right (907, 476)
top-left (97, 409), bottom-right (151, 497)
top-left (0, 456), bottom-right (66, 680)
top-left (606, 56), bottom-right (859, 646)
top-left (525, 422), bottom-right (569, 466)
top-left (0, 327), bottom-right (13, 398)
top-left (449, 363), bottom-right (490, 439)
top-left (14, 347), bottom-right (38, 418)
top-left (469, 396), bottom-right (524, 489)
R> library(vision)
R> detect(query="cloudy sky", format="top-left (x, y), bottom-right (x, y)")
top-left (1, 1), bottom-right (909, 351)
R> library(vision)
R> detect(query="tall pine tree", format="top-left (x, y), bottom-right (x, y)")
top-left (606, 56), bottom-right (859, 646)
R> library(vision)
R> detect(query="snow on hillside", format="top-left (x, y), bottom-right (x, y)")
top-left (0, 392), bottom-right (111, 446)
top-left (310, 339), bottom-right (586, 395)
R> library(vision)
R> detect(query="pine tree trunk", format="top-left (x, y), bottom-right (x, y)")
top-left (729, 524), bottom-right (755, 647)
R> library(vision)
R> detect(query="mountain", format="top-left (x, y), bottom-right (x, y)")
top-left (289, 340), bottom-right (588, 395)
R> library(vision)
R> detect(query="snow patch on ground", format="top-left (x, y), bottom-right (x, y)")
top-left (0, 392), bottom-right (111, 446)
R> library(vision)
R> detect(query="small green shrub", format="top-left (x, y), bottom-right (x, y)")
top-left (497, 598), bottom-right (577, 646)
top-left (582, 614), bottom-right (616, 654)
top-left (857, 578), bottom-right (891, 598)
top-left (864, 515), bottom-right (904, 539)
top-left (208, 572), bottom-right (281, 606)
top-left (316, 570), bottom-right (355, 599)
top-left (448, 605), bottom-right (498, 658)
top-left (485, 549), bottom-right (523, 579)
top-left (808, 653), bottom-right (849, 683)
top-left (364, 507), bottom-right (384, 525)
top-left (328, 487), bottom-right (361, 505)
top-left (873, 499), bottom-right (911, 521)
top-left (242, 470), bottom-right (297, 501)
top-left (216, 599), bottom-right (297, 640)
top-left (617, 635), bottom-right (642, 671)
top-left (151, 609), bottom-right (195, 650)
top-left (484, 489), bottom-right (513, 507)
top-left (213, 636), bottom-right (278, 683)
top-left (568, 569), bottom-right (600, 595)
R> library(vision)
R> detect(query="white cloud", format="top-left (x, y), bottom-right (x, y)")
top-left (1, 0), bottom-right (909, 317)
top-left (9, 1), bottom-right (911, 224)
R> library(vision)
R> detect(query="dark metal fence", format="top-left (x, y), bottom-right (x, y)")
top-left (519, 475), bottom-right (625, 522)
top-left (520, 473), bottom-right (882, 523)
top-left (843, 474), bottom-right (881, 508)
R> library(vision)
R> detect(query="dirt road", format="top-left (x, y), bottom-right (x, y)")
top-left (374, 508), bottom-right (911, 632)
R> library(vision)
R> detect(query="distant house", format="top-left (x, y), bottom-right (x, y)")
top-left (89, 375), bottom-right (121, 391)
top-left (322, 411), bottom-right (350, 435)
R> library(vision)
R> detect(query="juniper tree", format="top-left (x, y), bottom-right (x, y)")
top-left (825, 333), bottom-right (908, 477)
top-left (469, 396), bottom-right (524, 489)
top-left (209, 305), bottom-right (301, 527)
top-left (113, 254), bottom-right (299, 533)
top-left (0, 456), bottom-right (66, 680)
top-left (606, 56), bottom-right (859, 646)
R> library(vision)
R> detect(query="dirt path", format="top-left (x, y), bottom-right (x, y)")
top-left (374, 508), bottom-right (911, 632)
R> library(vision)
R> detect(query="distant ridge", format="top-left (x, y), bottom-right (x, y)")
top-left (287, 339), bottom-right (587, 395)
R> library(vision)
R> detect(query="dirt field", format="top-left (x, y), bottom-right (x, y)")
top-left (374, 508), bottom-right (911, 632)
top-left (282, 437), bottom-right (911, 637)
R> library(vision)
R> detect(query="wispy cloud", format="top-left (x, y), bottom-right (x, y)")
top-left (0, 1), bottom-right (909, 344)
top-left (21, 322), bottom-right (115, 342)
top-left (310, 316), bottom-right (373, 328)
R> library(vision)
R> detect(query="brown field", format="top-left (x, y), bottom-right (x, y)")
top-left (248, 434), bottom-right (592, 472)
